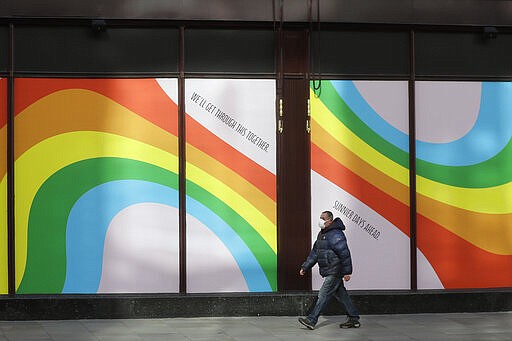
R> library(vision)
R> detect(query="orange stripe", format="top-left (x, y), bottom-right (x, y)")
top-left (14, 78), bottom-right (178, 135)
top-left (186, 115), bottom-right (276, 201)
top-left (311, 119), bottom-right (409, 205)
top-left (311, 143), bottom-right (410, 236)
top-left (14, 89), bottom-right (177, 161)
top-left (418, 194), bottom-right (512, 255)
top-left (187, 143), bottom-right (276, 223)
top-left (418, 214), bottom-right (512, 288)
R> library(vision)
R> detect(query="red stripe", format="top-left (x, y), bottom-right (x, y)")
top-left (311, 143), bottom-right (410, 236)
top-left (186, 115), bottom-right (276, 201)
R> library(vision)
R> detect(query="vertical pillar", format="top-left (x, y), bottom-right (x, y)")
top-left (7, 24), bottom-right (15, 295)
top-left (408, 29), bottom-right (417, 291)
top-left (178, 26), bottom-right (187, 294)
top-left (277, 29), bottom-right (311, 291)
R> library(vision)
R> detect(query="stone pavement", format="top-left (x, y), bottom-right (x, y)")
top-left (0, 312), bottom-right (510, 340)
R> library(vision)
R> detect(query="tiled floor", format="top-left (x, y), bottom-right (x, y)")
top-left (0, 312), bottom-right (510, 340)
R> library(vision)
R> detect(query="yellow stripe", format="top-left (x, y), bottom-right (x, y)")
top-left (311, 92), bottom-right (409, 186)
top-left (187, 143), bottom-right (276, 225)
top-left (417, 176), bottom-right (512, 215)
top-left (311, 89), bottom-right (512, 214)
top-left (12, 131), bottom-right (178, 288)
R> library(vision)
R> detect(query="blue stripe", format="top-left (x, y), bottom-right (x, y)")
top-left (416, 82), bottom-right (512, 166)
top-left (331, 80), bottom-right (409, 153)
top-left (186, 196), bottom-right (271, 292)
top-left (63, 180), bottom-right (270, 293)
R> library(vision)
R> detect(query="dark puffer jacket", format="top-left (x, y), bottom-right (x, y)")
top-left (301, 217), bottom-right (353, 277)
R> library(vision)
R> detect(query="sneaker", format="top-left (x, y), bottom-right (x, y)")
top-left (298, 317), bottom-right (315, 330)
top-left (339, 317), bottom-right (361, 328)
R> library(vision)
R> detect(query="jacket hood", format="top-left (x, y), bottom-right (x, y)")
top-left (324, 217), bottom-right (346, 232)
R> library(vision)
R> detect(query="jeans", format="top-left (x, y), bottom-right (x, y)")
top-left (307, 275), bottom-right (360, 325)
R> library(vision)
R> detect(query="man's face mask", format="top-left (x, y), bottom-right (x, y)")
top-left (318, 219), bottom-right (326, 229)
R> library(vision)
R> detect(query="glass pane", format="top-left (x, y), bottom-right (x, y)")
top-left (185, 79), bottom-right (277, 292)
top-left (416, 32), bottom-right (512, 77)
top-left (185, 30), bottom-right (274, 74)
top-left (310, 80), bottom-right (410, 290)
top-left (0, 26), bottom-right (7, 72)
top-left (15, 27), bottom-right (178, 73)
top-left (416, 81), bottom-right (512, 289)
top-left (15, 78), bottom-right (179, 293)
top-left (313, 31), bottom-right (409, 76)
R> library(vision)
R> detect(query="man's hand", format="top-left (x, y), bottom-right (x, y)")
top-left (299, 268), bottom-right (305, 276)
top-left (343, 275), bottom-right (351, 282)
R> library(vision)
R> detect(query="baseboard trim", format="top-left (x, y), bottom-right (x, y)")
top-left (0, 289), bottom-right (511, 320)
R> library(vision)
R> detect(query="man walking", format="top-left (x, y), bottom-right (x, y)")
top-left (298, 210), bottom-right (360, 330)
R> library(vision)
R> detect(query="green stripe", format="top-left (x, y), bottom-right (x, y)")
top-left (313, 81), bottom-right (410, 169)
top-left (416, 141), bottom-right (512, 188)
top-left (18, 157), bottom-right (178, 294)
top-left (186, 180), bottom-right (277, 292)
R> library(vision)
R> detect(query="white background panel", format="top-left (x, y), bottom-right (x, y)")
top-left (415, 81), bottom-right (480, 143)
top-left (354, 80), bottom-right (409, 134)
top-left (186, 214), bottom-right (248, 293)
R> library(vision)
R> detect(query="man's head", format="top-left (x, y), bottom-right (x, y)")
top-left (319, 211), bottom-right (334, 229)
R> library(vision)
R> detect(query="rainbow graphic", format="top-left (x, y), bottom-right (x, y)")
top-left (415, 81), bottom-right (512, 289)
top-left (11, 78), bottom-right (180, 293)
top-left (310, 80), bottom-right (411, 290)
top-left (311, 80), bottom-right (512, 289)
top-left (5, 78), bottom-right (276, 294)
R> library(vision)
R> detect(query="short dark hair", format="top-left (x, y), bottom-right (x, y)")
top-left (322, 211), bottom-right (333, 220)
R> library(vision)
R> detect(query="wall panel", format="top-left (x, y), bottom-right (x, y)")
top-left (14, 27), bottom-right (178, 74)
top-left (185, 30), bottom-right (274, 74)
top-left (416, 31), bottom-right (512, 78)
top-left (312, 30), bottom-right (409, 76)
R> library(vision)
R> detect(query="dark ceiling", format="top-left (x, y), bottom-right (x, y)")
top-left (0, 0), bottom-right (511, 26)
